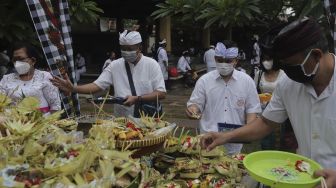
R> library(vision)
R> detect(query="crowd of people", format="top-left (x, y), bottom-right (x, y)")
top-left (0, 17), bottom-right (336, 187)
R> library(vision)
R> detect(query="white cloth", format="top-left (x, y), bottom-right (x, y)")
top-left (263, 55), bottom-right (336, 169)
top-left (157, 47), bottom-right (168, 80)
top-left (254, 70), bottom-right (285, 93)
top-left (187, 70), bottom-right (261, 154)
top-left (119, 30), bottom-right (142, 45)
top-left (204, 48), bottom-right (216, 72)
top-left (103, 59), bottom-right (113, 71)
top-left (251, 42), bottom-right (260, 65)
top-left (94, 55), bottom-right (166, 117)
top-left (177, 56), bottom-right (191, 73)
top-left (215, 42), bottom-right (238, 58)
top-left (0, 69), bottom-right (61, 111)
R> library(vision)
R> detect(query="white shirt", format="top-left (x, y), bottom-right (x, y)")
top-left (0, 69), bottom-right (61, 111)
top-left (94, 55), bottom-right (166, 117)
top-left (187, 70), bottom-right (261, 154)
top-left (263, 57), bottom-right (336, 169)
top-left (204, 48), bottom-right (216, 71)
top-left (177, 56), bottom-right (191, 73)
top-left (254, 70), bottom-right (285, 93)
top-left (157, 47), bottom-right (168, 80)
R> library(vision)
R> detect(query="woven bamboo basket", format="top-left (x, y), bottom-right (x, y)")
top-left (116, 133), bottom-right (170, 149)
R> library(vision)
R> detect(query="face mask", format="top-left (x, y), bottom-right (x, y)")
top-left (121, 50), bottom-right (138, 63)
top-left (262, 60), bottom-right (273, 70)
top-left (281, 50), bottom-right (319, 83)
top-left (14, 61), bottom-right (31, 75)
top-left (216, 62), bottom-right (234, 76)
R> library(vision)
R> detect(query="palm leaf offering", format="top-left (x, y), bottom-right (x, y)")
top-left (0, 96), bottom-right (249, 187)
top-left (156, 131), bottom-right (247, 188)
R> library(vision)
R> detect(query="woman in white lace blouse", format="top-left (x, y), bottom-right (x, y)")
top-left (0, 43), bottom-right (61, 114)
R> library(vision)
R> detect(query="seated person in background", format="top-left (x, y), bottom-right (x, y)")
top-left (177, 50), bottom-right (192, 73)
top-left (0, 42), bottom-right (61, 114)
top-left (103, 50), bottom-right (116, 70)
top-left (177, 51), bottom-right (194, 88)
top-left (75, 53), bottom-right (86, 82)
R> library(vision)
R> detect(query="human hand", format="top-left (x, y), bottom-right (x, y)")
top-left (50, 74), bottom-right (73, 96)
top-left (314, 169), bottom-right (336, 188)
top-left (200, 132), bottom-right (227, 151)
top-left (123, 95), bottom-right (138, 106)
top-left (186, 104), bottom-right (201, 119)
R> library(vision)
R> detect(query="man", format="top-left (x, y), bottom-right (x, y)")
top-left (250, 36), bottom-right (260, 78)
top-left (157, 39), bottom-right (169, 87)
top-left (204, 45), bottom-right (216, 72)
top-left (186, 41), bottom-right (261, 155)
top-left (75, 53), bottom-right (86, 82)
top-left (177, 50), bottom-right (192, 73)
top-left (51, 30), bottom-right (166, 117)
top-left (102, 50), bottom-right (116, 70)
top-left (200, 17), bottom-right (336, 187)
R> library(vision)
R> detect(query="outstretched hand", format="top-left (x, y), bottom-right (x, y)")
top-left (200, 132), bottom-right (227, 151)
top-left (50, 74), bottom-right (74, 96)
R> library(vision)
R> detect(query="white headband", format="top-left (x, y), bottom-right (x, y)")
top-left (119, 30), bottom-right (142, 45)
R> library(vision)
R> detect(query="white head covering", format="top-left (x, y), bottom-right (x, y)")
top-left (209, 45), bottom-right (215, 48)
top-left (224, 47), bottom-right (238, 58)
top-left (159, 39), bottom-right (167, 44)
top-left (214, 42), bottom-right (238, 58)
top-left (119, 30), bottom-right (142, 45)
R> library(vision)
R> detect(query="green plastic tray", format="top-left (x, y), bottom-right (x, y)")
top-left (243, 151), bottom-right (322, 188)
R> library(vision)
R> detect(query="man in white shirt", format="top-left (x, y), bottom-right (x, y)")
top-left (177, 51), bottom-right (191, 73)
top-left (157, 39), bottom-right (169, 85)
top-left (200, 17), bottom-right (336, 187)
top-left (51, 30), bottom-right (166, 117)
top-left (186, 41), bottom-right (261, 155)
top-left (204, 45), bottom-right (216, 72)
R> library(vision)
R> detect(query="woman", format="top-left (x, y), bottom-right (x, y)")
top-left (0, 42), bottom-right (61, 114)
top-left (254, 55), bottom-right (285, 95)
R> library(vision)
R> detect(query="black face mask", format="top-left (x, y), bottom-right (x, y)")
top-left (281, 64), bottom-right (315, 83)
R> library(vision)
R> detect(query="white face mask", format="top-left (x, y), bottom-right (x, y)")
top-left (121, 50), bottom-right (138, 63)
top-left (216, 62), bottom-right (234, 76)
top-left (262, 60), bottom-right (273, 70)
top-left (14, 61), bottom-right (31, 75)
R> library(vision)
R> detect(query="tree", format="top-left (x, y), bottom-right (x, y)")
top-left (68, 0), bottom-right (103, 24)
top-left (0, 0), bottom-right (103, 47)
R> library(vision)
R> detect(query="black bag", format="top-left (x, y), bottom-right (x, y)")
top-left (153, 48), bottom-right (161, 61)
top-left (125, 62), bottom-right (163, 118)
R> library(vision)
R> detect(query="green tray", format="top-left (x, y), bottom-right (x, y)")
top-left (243, 151), bottom-right (322, 188)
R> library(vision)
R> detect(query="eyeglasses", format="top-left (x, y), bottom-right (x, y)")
top-left (12, 57), bottom-right (30, 63)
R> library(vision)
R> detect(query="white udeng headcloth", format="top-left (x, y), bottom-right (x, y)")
top-left (215, 42), bottom-right (238, 58)
top-left (119, 30), bottom-right (142, 45)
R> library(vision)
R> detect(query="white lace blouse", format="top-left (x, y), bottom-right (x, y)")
top-left (0, 69), bottom-right (61, 111)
